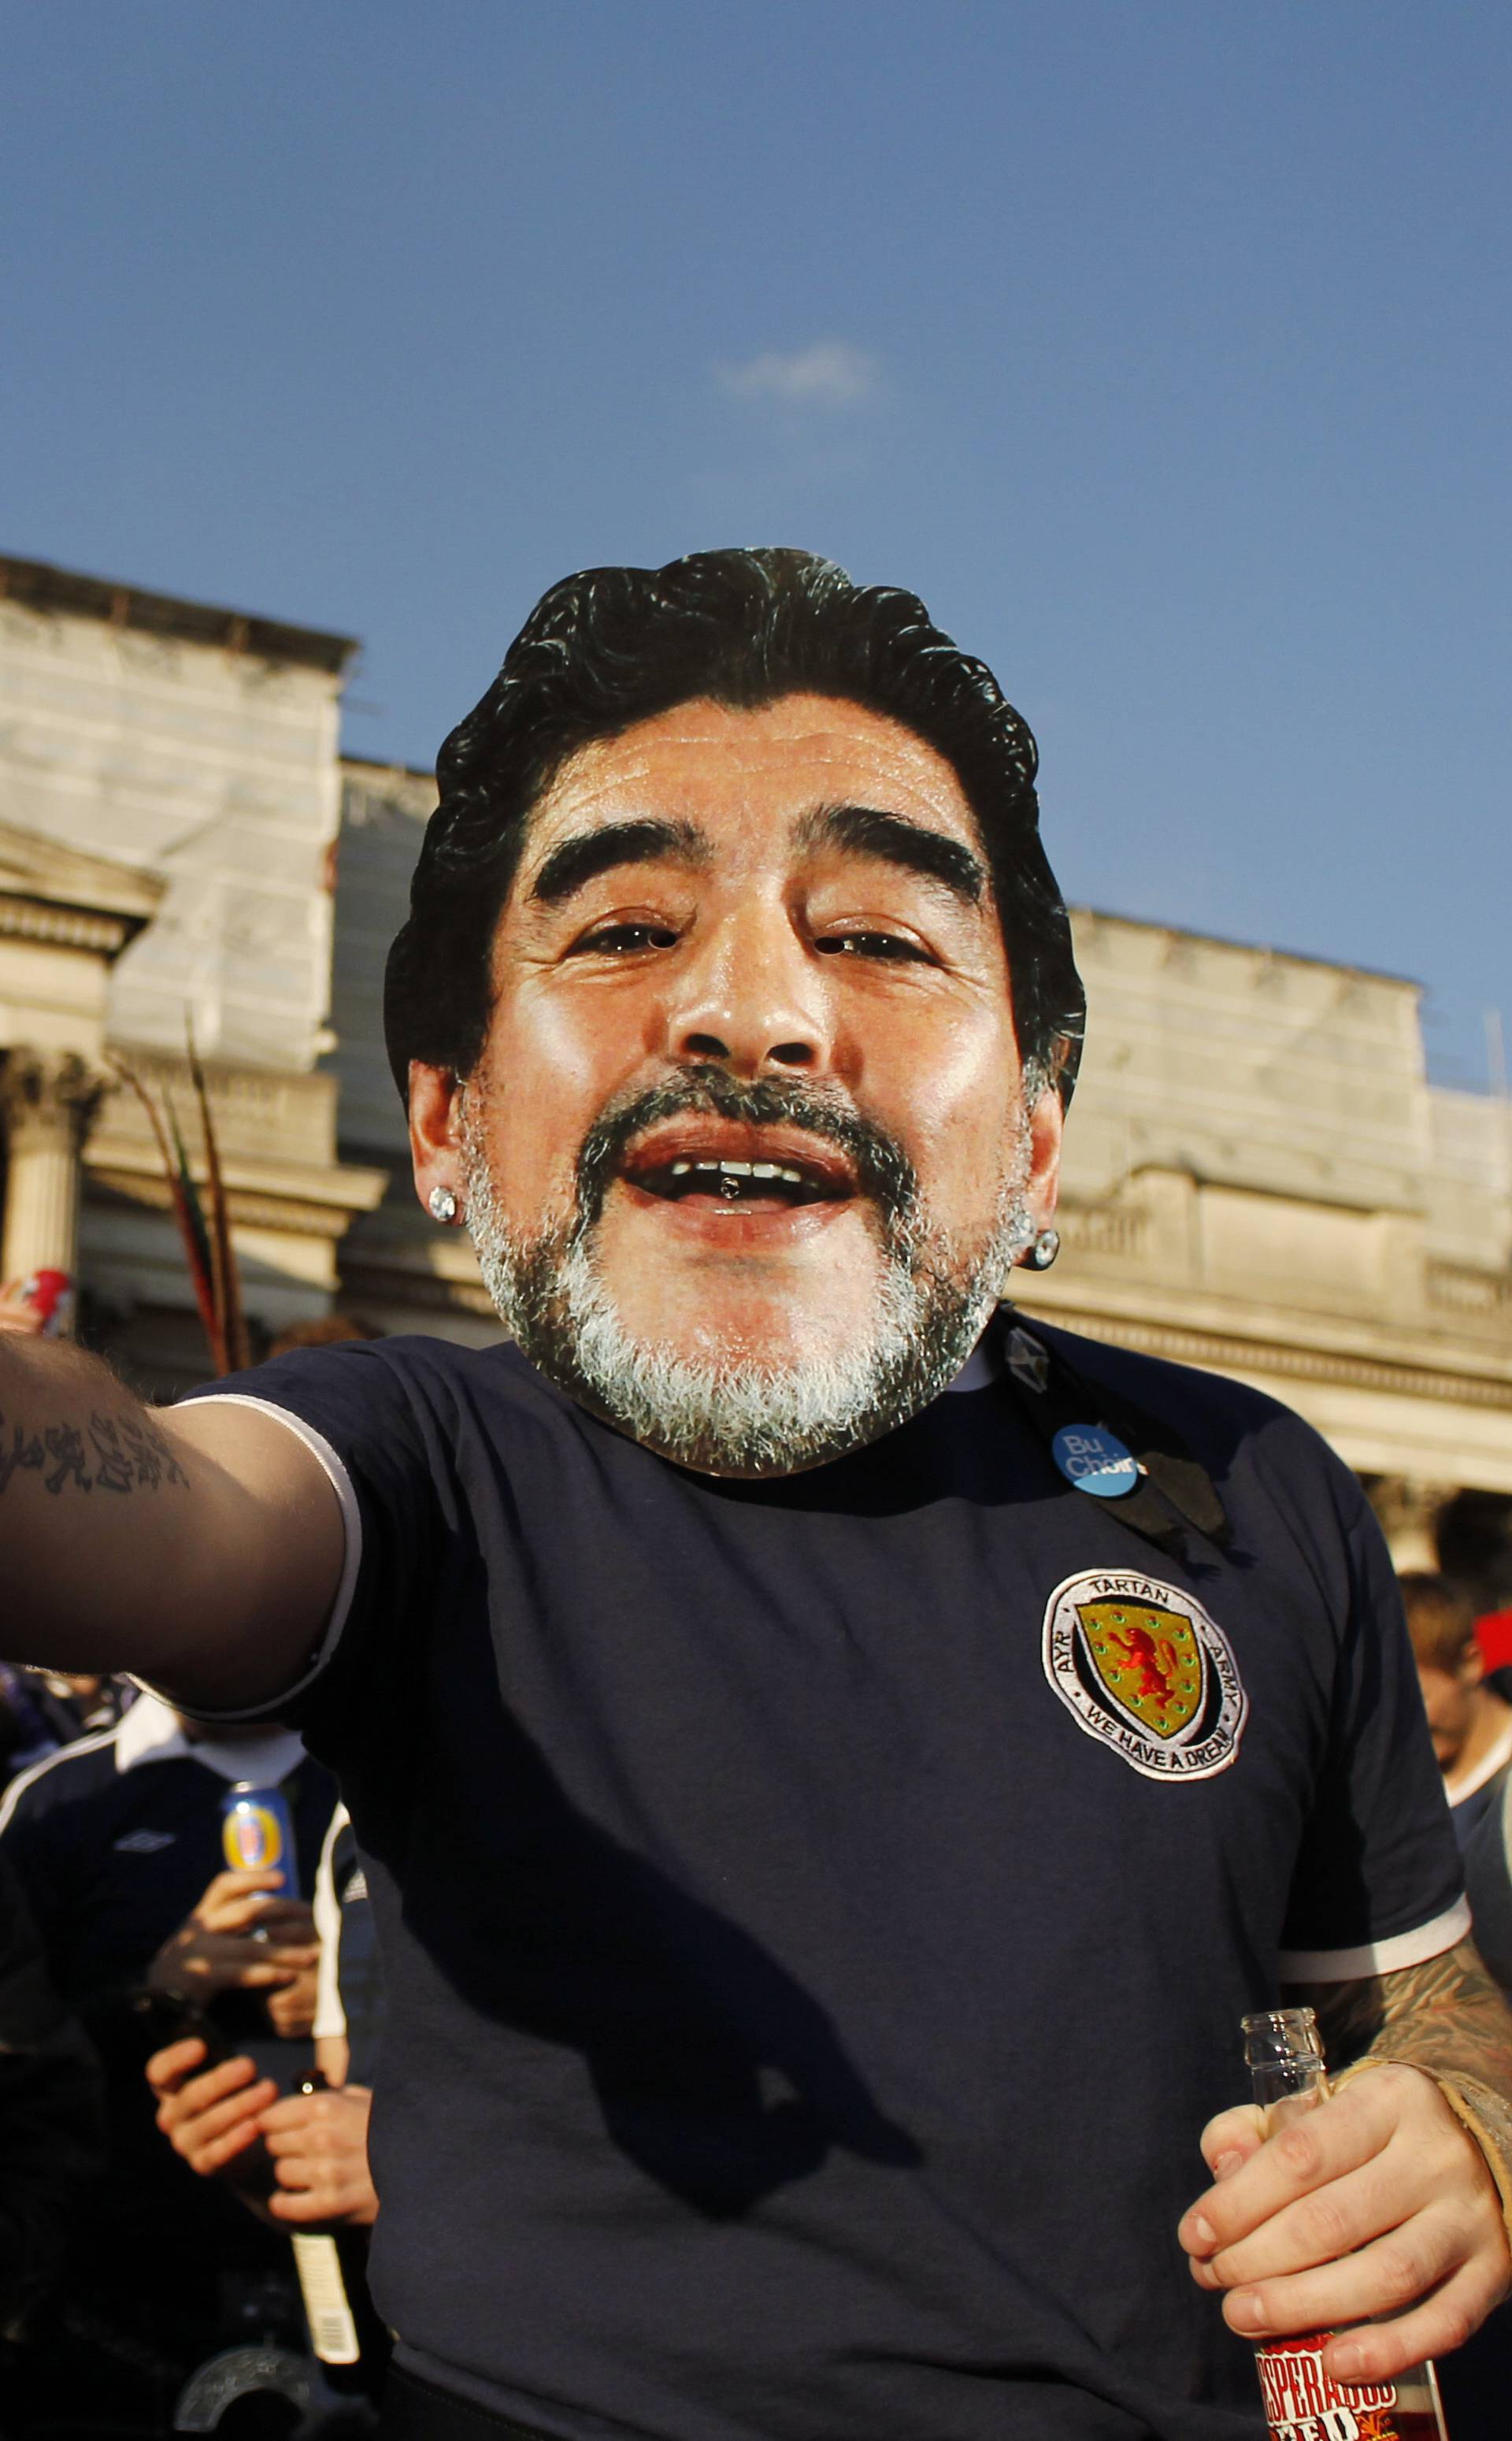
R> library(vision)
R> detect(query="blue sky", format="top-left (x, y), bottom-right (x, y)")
top-left (3, 2), bottom-right (1507, 1087)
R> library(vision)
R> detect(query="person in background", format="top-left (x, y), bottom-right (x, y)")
top-left (1474, 1602), bottom-right (1512, 1705)
top-left (148, 1803), bottom-right (382, 2226)
top-left (306, 1798), bottom-right (385, 2096)
top-left (1467, 1765), bottom-right (1512, 1990)
top-left (265, 1314), bottom-right (383, 1363)
top-left (0, 1662), bottom-right (132, 1783)
top-left (0, 1690), bottom-right (337, 2431)
top-left (1403, 1571), bottom-right (1512, 1849)
top-left (1439, 1745), bottom-right (1512, 2441)
top-left (148, 1801), bottom-right (387, 2415)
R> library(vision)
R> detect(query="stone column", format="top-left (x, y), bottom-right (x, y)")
top-left (0, 1050), bottom-right (111, 1297)
top-left (1365, 1474), bottom-right (1461, 1575)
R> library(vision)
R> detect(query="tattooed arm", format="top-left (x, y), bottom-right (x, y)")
top-left (0, 1332), bottom-right (343, 1708)
top-left (1308, 1938), bottom-right (1512, 2225)
top-left (1177, 1940), bottom-right (1512, 2383)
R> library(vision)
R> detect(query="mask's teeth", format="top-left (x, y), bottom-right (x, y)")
top-left (639, 1152), bottom-right (829, 1200)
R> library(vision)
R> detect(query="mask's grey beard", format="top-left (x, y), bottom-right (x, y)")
top-left (461, 1071), bottom-right (1035, 1477)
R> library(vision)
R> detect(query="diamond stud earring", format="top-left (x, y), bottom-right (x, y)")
top-left (428, 1185), bottom-right (459, 1225)
top-left (1024, 1227), bottom-right (1060, 1271)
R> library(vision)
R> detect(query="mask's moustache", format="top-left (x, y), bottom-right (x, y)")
top-left (573, 1067), bottom-right (919, 1238)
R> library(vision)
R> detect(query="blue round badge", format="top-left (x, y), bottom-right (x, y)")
top-left (1051, 1423), bottom-right (1140, 1499)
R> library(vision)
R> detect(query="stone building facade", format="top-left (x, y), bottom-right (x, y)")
top-left (0, 554), bottom-right (387, 1394)
top-left (2, 552), bottom-right (1510, 1578)
top-left (1014, 914), bottom-right (1512, 1575)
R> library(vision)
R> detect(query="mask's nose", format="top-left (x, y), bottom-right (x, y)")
top-left (662, 903), bottom-right (831, 1080)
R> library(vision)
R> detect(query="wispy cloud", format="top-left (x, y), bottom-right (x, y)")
top-left (715, 340), bottom-right (880, 408)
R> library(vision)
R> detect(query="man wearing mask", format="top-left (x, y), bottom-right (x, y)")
top-left (2, 548), bottom-right (1510, 2441)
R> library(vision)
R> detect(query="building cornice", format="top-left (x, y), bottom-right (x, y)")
top-left (0, 896), bottom-right (139, 957)
top-left (1068, 903), bottom-right (1421, 994)
top-left (340, 753), bottom-right (436, 785)
top-left (0, 553), bottom-right (358, 677)
top-left (0, 821), bottom-right (165, 961)
top-left (1028, 1299), bottom-right (1512, 1414)
top-left (84, 1143), bottom-right (390, 1236)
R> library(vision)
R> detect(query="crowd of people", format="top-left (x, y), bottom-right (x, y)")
top-left (0, 1318), bottom-right (387, 2439)
top-left (0, 1653), bottom-right (386, 2437)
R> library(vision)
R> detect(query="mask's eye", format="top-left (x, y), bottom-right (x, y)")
top-left (814, 930), bottom-right (931, 963)
top-left (570, 922), bottom-right (680, 955)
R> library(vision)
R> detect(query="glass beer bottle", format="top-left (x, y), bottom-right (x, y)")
top-left (1241, 2009), bottom-right (1447, 2440)
top-left (286, 2069), bottom-right (384, 2400)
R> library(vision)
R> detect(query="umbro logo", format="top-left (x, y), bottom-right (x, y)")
top-left (113, 1829), bottom-right (176, 1854)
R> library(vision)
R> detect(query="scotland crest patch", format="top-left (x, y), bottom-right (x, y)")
top-left (1042, 1567), bottom-right (1247, 1781)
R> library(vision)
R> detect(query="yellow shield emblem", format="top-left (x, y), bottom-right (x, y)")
top-left (1075, 1599), bottom-right (1205, 1740)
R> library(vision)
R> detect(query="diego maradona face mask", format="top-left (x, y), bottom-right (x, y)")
top-left (461, 1061), bottom-right (1035, 1478)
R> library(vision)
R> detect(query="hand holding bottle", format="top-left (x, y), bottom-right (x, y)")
top-left (258, 2079), bottom-right (378, 2225)
top-left (1178, 2013), bottom-right (1506, 2409)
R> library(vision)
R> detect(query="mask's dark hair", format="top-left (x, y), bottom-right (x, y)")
top-left (384, 547), bottom-right (1084, 1104)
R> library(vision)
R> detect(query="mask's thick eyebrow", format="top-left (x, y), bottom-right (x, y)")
top-left (528, 818), bottom-right (712, 907)
top-left (797, 803), bottom-right (986, 907)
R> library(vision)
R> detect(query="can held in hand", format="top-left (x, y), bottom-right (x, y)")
top-left (220, 1781), bottom-right (298, 1894)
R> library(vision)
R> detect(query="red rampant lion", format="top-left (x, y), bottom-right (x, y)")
top-left (1102, 1623), bottom-right (1181, 1708)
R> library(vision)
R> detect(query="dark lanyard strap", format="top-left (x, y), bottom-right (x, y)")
top-left (994, 1305), bottom-right (1232, 1556)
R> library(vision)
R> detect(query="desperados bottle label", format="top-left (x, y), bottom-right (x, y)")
top-left (1254, 2334), bottom-right (1440, 2439)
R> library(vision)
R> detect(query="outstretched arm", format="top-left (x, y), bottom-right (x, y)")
top-left (0, 1330), bottom-right (343, 1711)
top-left (1179, 1940), bottom-right (1512, 2383)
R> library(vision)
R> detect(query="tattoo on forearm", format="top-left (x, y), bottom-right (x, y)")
top-left (1290, 1939), bottom-right (1512, 2091)
top-left (0, 1407), bottom-right (188, 1497)
top-left (1288, 1940), bottom-right (1512, 2235)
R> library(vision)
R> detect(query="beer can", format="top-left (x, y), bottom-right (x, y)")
top-left (220, 1781), bottom-right (298, 1893)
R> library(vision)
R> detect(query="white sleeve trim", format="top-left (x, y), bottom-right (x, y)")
top-left (0, 1724), bottom-right (122, 1836)
top-left (143, 1394), bottom-right (364, 1724)
top-left (311, 1802), bottom-right (350, 2043)
top-left (1277, 1894), bottom-right (1472, 1983)
top-left (1446, 1719), bottom-right (1512, 1806)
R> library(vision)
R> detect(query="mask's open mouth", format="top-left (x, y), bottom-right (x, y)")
top-left (618, 1127), bottom-right (857, 1213)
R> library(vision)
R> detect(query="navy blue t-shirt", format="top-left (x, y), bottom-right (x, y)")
top-left (191, 1319), bottom-right (1464, 2441)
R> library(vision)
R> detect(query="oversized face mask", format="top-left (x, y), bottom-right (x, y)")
top-left (421, 694), bottom-right (1062, 1475)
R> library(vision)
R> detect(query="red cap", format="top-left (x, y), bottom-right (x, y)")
top-left (1476, 1609), bottom-right (1512, 1675)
